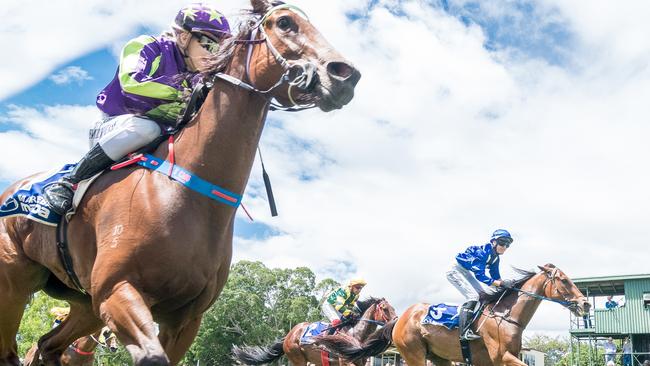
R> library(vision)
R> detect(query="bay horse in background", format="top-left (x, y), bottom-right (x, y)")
top-left (233, 298), bottom-right (397, 366)
top-left (25, 327), bottom-right (118, 366)
top-left (316, 264), bottom-right (590, 366)
top-left (0, 0), bottom-right (360, 365)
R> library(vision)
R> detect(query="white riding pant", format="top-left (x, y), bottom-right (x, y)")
top-left (446, 262), bottom-right (493, 302)
top-left (88, 114), bottom-right (161, 161)
top-left (321, 302), bottom-right (340, 322)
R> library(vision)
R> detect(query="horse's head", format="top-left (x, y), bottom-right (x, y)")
top-left (245, 0), bottom-right (361, 111)
top-left (357, 297), bottom-right (398, 324)
top-left (374, 298), bottom-right (398, 323)
top-left (538, 264), bottom-right (590, 317)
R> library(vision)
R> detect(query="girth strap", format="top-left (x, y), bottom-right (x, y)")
top-left (56, 218), bottom-right (86, 294)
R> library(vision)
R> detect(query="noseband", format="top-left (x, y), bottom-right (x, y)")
top-left (213, 4), bottom-right (317, 112)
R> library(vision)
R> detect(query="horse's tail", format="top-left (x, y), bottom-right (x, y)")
top-left (315, 318), bottom-right (397, 361)
top-left (232, 338), bottom-right (285, 365)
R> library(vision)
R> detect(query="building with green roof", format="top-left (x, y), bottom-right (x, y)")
top-left (568, 273), bottom-right (650, 365)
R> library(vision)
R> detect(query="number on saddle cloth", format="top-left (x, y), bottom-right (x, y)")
top-left (422, 303), bottom-right (461, 329)
top-left (299, 321), bottom-right (330, 345)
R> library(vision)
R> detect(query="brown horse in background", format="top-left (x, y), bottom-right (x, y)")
top-left (317, 264), bottom-right (590, 366)
top-left (0, 1), bottom-right (360, 365)
top-left (233, 298), bottom-right (398, 366)
top-left (25, 327), bottom-right (118, 366)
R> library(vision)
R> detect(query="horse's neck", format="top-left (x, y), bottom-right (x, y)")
top-left (349, 305), bottom-right (377, 341)
top-left (505, 274), bottom-right (546, 329)
top-left (172, 47), bottom-right (269, 201)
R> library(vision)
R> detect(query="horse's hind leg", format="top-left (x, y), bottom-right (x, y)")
top-left (98, 282), bottom-right (168, 366)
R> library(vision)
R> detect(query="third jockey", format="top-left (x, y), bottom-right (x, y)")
top-left (446, 229), bottom-right (514, 341)
top-left (43, 3), bottom-right (231, 215)
top-left (321, 279), bottom-right (367, 333)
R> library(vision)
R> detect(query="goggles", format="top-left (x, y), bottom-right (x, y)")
top-left (496, 237), bottom-right (513, 248)
top-left (195, 34), bottom-right (220, 53)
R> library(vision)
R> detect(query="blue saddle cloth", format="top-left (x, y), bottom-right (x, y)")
top-left (0, 164), bottom-right (75, 226)
top-left (300, 321), bottom-right (330, 345)
top-left (422, 303), bottom-right (460, 329)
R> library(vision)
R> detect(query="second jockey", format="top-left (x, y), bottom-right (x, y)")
top-left (43, 3), bottom-right (231, 215)
top-left (446, 229), bottom-right (514, 341)
top-left (321, 279), bottom-right (367, 333)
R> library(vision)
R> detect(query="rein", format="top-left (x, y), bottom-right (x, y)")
top-left (477, 270), bottom-right (576, 330)
top-left (212, 4), bottom-right (317, 112)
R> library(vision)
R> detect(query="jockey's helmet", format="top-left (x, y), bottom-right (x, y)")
top-left (491, 229), bottom-right (513, 245)
top-left (174, 3), bottom-right (231, 42)
top-left (348, 278), bottom-right (367, 288)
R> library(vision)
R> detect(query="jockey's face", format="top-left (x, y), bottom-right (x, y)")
top-left (492, 239), bottom-right (509, 255)
top-left (178, 31), bottom-right (214, 72)
top-left (351, 285), bottom-right (364, 295)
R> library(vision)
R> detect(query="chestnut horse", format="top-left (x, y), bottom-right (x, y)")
top-left (25, 327), bottom-right (118, 366)
top-left (316, 264), bottom-right (590, 366)
top-left (0, 1), bottom-right (360, 365)
top-left (233, 298), bottom-right (398, 366)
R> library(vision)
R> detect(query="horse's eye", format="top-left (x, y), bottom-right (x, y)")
top-left (277, 16), bottom-right (292, 31)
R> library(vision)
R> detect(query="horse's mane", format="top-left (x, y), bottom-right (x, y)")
top-left (356, 297), bottom-right (382, 314)
top-left (479, 267), bottom-right (538, 304)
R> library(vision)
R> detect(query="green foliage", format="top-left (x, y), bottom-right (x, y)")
top-left (524, 334), bottom-right (569, 366)
top-left (184, 261), bottom-right (338, 365)
top-left (16, 292), bottom-right (67, 356)
top-left (558, 342), bottom-right (606, 366)
top-left (16, 262), bottom-right (337, 366)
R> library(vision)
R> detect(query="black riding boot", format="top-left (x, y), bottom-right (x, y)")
top-left (459, 301), bottom-right (481, 341)
top-left (43, 144), bottom-right (114, 215)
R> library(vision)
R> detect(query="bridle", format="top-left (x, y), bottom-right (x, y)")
top-left (68, 340), bottom-right (95, 357)
top-left (357, 299), bottom-right (391, 326)
top-left (515, 268), bottom-right (579, 309)
top-left (69, 330), bottom-right (117, 356)
top-left (478, 269), bottom-right (583, 329)
top-left (213, 4), bottom-right (318, 112)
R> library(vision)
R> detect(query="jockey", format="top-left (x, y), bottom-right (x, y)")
top-left (321, 278), bottom-right (367, 332)
top-left (49, 306), bottom-right (70, 328)
top-left (43, 3), bottom-right (231, 215)
top-left (446, 229), bottom-right (514, 341)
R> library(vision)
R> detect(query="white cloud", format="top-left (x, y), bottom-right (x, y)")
top-left (0, 105), bottom-right (99, 180)
top-left (49, 66), bottom-right (93, 85)
top-left (2, 0), bottom-right (650, 340)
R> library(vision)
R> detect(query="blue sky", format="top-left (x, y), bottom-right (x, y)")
top-left (2, 0), bottom-right (650, 335)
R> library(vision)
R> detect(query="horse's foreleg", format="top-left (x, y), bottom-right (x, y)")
top-left (0, 299), bottom-right (29, 366)
top-left (0, 227), bottom-right (49, 366)
top-left (498, 351), bottom-right (528, 366)
top-left (98, 282), bottom-right (168, 366)
top-left (158, 316), bottom-right (202, 365)
top-left (31, 303), bottom-right (102, 366)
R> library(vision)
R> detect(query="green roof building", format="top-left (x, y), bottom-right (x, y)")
top-left (568, 273), bottom-right (650, 366)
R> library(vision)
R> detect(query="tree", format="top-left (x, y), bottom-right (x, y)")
top-left (524, 334), bottom-right (569, 366)
top-left (16, 292), bottom-right (68, 357)
top-left (184, 261), bottom-right (337, 365)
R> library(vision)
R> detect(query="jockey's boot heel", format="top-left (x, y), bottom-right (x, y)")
top-left (43, 144), bottom-right (114, 215)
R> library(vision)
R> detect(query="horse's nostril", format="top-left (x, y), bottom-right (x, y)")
top-left (327, 62), bottom-right (355, 80)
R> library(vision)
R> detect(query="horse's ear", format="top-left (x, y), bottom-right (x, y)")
top-left (251, 0), bottom-right (272, 14)
top-left (538, 263), bottom-right (556, 272)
